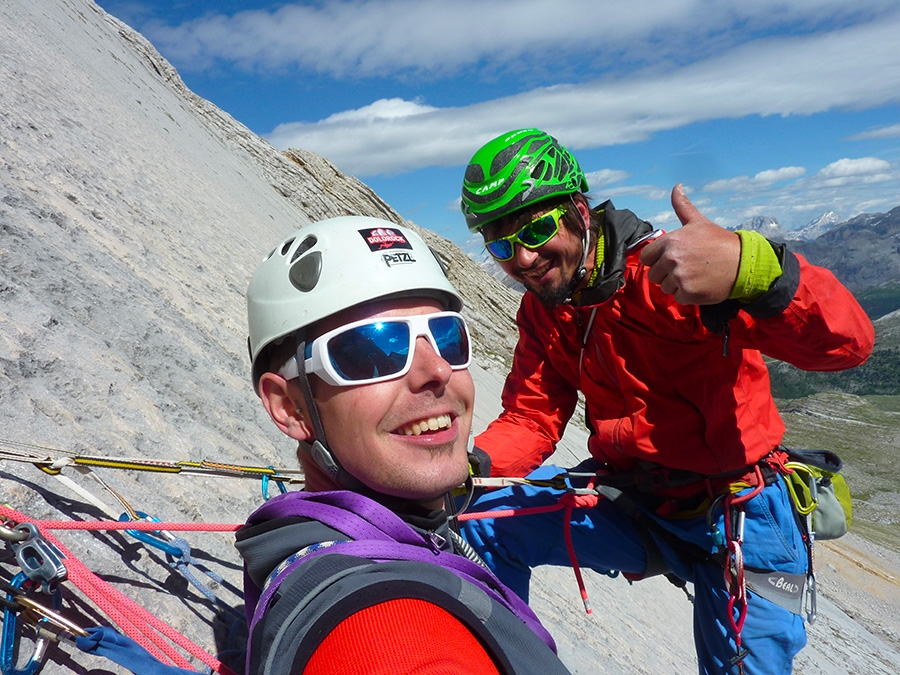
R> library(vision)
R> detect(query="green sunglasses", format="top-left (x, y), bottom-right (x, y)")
top-left (484, 205), bottom-right (568, 261)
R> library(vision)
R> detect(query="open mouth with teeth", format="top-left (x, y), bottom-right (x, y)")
top-left (523, 260), bottom-right (551, 278)
top-left (397, 413), bottom-right (452, 436)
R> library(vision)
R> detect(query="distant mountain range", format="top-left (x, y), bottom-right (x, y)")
top-left (716, 206), bottom-right (900, 398)
top-left (786, 206), bottom-right (900, 292)
top-left (735, 211), bottom-right (845, 242)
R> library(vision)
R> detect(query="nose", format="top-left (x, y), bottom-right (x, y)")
top-left (510, 241), bottom-right (540, 270)
top-left (407, 335), bottom-right (452, 390)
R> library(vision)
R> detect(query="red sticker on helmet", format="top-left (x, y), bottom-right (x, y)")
top-left (359, 228), bottom-right (413, 251)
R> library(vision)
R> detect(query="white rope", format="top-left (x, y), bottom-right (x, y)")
top-left (51, 472), bottom-right (122, 520)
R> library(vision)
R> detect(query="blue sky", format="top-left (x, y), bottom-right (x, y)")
top-left (96, 1), bottom-right (900, 256)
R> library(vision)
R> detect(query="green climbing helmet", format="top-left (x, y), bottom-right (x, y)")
top-left (461, 128), bottom-right (589, 232)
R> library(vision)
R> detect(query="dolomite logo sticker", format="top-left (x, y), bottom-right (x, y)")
top-left (359, 227), bottom-right (416, 267)
top-left (360, 228), bottom-right (413, 251)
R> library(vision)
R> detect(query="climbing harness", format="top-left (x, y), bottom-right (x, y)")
top-left (471, 452), bottom-right (810, 672)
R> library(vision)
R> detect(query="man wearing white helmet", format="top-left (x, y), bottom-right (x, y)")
top-left (237, 216), bottom-right (571, 675)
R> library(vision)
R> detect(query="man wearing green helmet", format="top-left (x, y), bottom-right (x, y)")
top-left (459, 129), bottom-right (875, 674)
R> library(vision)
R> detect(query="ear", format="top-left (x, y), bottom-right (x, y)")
top-left (572, 195), bottom-right (591, 231)
top-left (258, 372), bottom-right (315, 442)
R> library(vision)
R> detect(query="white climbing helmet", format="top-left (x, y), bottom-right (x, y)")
top-left (247, 216), bottom-right (463, 391)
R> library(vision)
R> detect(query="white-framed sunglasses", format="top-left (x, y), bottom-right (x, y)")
top-left (278, 311), bottom-right (471, 387)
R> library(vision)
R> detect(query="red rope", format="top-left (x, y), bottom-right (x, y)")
top-left (23, 519), bottom-right (242, 532)
top-left (0, 504), bottom-right (237, 675)
top-left (459, 494), bottom-right (599, 614)
top-left (457, 504), bottom-right (563, 522)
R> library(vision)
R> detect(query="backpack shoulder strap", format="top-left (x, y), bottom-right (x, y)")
top-left (246, 490), bottom-right (424, 544)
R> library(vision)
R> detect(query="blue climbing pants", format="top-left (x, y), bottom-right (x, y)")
top-left (461, 465), bottom-right (808, 675)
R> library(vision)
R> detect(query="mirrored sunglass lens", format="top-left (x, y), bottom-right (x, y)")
top-left (519, 213), bottom-right (558, 246)
top-left (428, 316), bottom-right (469, 365)
top-left (485, 239), bottom-right (513, 260)
top-left (327, 322), bottom-right (409, 381)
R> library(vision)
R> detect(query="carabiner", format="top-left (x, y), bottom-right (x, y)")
top-left (705, 493), bottom-right (728, 549)
top-left (118, 512), bottom-right (183, 558)
top-left (261, 468), bottom-right (287, 501)
top-left (0, 524), bottom-right (29, 544)
top-left (1, 574), bottom-right (51, 675)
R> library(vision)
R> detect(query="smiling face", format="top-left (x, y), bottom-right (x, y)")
top-left (484, 196), bottom-right (593, 307)
top-left (297, 297), bottom-right (474, 504)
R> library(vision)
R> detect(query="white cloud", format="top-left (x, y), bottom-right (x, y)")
top-left (703, 166), bottom-right (805, 192)
top-left (255, 10), bottom-right (900, 175)
top-left (141, 0), bottom-right (900, 231)
top-left (847, 123), bottom-right (900, 140)
top-left (268, 97), bottom-right (439, 150)
top-left (603, 184), bottom-right (671, 201)
top-left (818, 157), bottom-right (891, 177)
top-left (693, 154), bottom-right (897, 230)
top-left (584, 169), bottom-right (631, 188)
top-left (146, 0), bottom-right (897, 79)
top-left (812, 157), bottom-right (895, 190)
top-left (650, 210), bottom-right (678, 225)
top-left (324, 98), bottom-right (438, 123)
top-left (754, 167), bottom-right (806, 183)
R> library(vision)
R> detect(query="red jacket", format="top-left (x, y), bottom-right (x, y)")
top-left (477, 209), bottom-right (874, 480)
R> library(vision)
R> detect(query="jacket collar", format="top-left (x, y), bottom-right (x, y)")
top-left (571, 200), bottom-right (654, 307)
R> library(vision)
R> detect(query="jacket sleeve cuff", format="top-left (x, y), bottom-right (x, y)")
top-left (729, 231), bottom-right (783, 302)
top-left (740, 243), bottom-right (800, 319)
top-left (701, 243), bottom-right (800, 332)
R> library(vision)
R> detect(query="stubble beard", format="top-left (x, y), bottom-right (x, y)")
top-left (527, 268), bottom-right (581, 307)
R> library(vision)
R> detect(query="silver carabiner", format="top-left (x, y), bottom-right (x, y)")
top-left (0, 524), bottom-right (29, 544)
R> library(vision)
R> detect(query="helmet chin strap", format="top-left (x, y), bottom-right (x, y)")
top-left (576, 194), bottom-right (593, 277)
top-left (294, 338), bottom-right (367, 493)
top-left (569, 194), bottom-right (593, 293)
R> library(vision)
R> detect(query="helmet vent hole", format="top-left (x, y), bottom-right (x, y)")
top-left (279, 237), bottom-right (296, 257)
top-left (531, 160), bottom-right (550, 181)
top-left (288, 250), bottom-right (322, 292)
top-left (464, 164), bottom-right (485, 182)
top-left (290, 235), bottom-right (317, 263)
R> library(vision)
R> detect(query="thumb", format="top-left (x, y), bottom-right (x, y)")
top-left (671, 184), bottom-right (701, 227)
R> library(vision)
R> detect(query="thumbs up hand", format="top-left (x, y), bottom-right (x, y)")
top-left (639, 184), bottom-right (741, 305)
